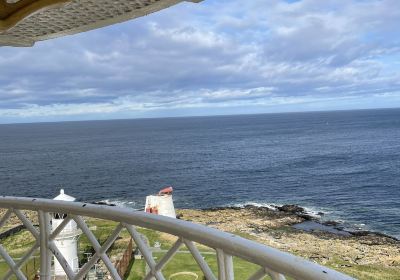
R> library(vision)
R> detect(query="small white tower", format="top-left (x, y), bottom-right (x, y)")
top-left (52, 189), bottom-right (81, 278)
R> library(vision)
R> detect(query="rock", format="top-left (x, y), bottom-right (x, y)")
top-left (91, 201), bottom-right (116, 206)
top-left (206, 221), bottom-right (220, 226)
top-left (277, 204), bottom-right (306, 214)
top-left (323, 220), bottom-right (340, 227)
top-left (352, 231), bottom-right (398, 240)
top-left (176, 213), bottom-right (183, 219)
top-left (206, 206), bottom-right (242, 211)
top-left (176, 206), bottom-right (400, 275)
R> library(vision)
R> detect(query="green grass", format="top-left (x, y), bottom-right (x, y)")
top-left (126, 259), bottom-right (146, 280)
top-left (1, 218), bottom-right (399, 280)
top-left (0, 263), bottom-right (10, 278)
top-left (125, 227), bottom-right (400, 280)
top-left (1, 230), bottom-right (36, 258)
top-left (0, 228), bottom-right (39, 279)
top-left (124, 228), bottom-right (264, 280)
top-left (325, 259), bottom-right (400, 280)
top-left (126, 252), bottom-right (263, 280)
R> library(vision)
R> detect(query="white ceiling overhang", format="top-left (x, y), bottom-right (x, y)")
top-left (0, 0), bottom-right (201, 47)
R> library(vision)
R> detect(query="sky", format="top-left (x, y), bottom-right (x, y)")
top-left (1, 0), bottom-right (400, 123)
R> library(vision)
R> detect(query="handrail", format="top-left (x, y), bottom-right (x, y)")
top-left (0, 196), bottom-right (354, 280)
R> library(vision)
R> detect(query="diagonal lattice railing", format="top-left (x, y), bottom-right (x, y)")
top-left (0, 197), bottom-right (355, 280)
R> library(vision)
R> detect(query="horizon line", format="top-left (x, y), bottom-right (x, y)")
top-left (1, 106), bottom-right (400, 126)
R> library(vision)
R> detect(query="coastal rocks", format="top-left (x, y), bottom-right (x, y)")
top-left (91, 201), bottom-right (116, 206)
top-left (276, 204), bottom-right (305, 214)
top-left (353, 231), bottom-right (399, 245)
top-left (276, 204), bottom-right (317, 220)
top-left (323, 220), bottom-right (340, 227)
top-left (177, 205), bottom-right (400, 278)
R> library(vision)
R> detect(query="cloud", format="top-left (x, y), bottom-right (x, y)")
top-left (0, 0), bottom-right (400, 121)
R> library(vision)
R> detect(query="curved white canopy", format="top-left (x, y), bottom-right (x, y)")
top-left (0, 0), bottom-right (201, 47)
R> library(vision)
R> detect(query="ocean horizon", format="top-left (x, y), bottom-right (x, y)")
top-left (0, 108), bottom-right (399, 238)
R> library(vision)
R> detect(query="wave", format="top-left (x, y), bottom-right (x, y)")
top-left (98, 199), bottom-right (141, 209)
top-left (230, 202), bottom-right (278, 210)
top-left (230, 201), bottom-right (327, 218)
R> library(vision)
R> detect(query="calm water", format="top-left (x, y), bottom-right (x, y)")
top-left (0, 109), bottom-right (399, 238)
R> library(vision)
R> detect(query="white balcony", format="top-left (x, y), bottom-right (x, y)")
top-left (0, 196), bottom-right (354, 280)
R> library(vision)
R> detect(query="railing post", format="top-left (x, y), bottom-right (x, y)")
top-left (216, 249), bottom-right (234, 280)
top-left (224, 254), bottom-right (234, 280)
top-left (216, 249), bottom-right (226, 280)
top-left (38, 211), bottom-right (52, 280)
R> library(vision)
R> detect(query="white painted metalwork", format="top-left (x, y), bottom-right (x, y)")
top-left (0, 196), bottom-right (355, 280)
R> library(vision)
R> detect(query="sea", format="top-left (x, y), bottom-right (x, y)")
top-left (0, 108), bottom-right (399, 238)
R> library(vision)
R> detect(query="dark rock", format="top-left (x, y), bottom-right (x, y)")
top-left (323, 220), bottom-right (340, 227)
top-left (91, 201), bottom-right (116, 206)
top-left (249, 223), bottom-right (268, 233)
top-left (205, 206), bottom-right (242, 211)
top-left (0, 225), bottom-right (25, 240)
top-left (297, 214), bottom-right (315, 221)
top-left (206, 221), bottom-right (220, 225)
top-left (352, 231), bottom-right (392, 238)
top-left (277, 204), bottom-right (306, 214)
top-left (351, 231), bottom-right (399, 244)
top-left (176, 213), bottom-right (183, 219)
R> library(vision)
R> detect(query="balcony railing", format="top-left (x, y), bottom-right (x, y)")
top-left (0, 196), bottom-right (354, 280)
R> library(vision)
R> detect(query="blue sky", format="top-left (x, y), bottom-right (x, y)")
top-left (1, 0), bottom-right (400, 123)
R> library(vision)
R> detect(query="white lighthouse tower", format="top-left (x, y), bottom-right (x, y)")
top-left (52, 189), bottom-right (81, 278)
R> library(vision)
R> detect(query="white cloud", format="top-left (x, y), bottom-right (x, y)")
top-left (0, 0), bottom-right (400, 121)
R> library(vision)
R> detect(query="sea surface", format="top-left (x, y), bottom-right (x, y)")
top-left (0, 109), bottom-right (399, 238)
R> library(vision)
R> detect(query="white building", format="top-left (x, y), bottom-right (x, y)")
top-left (145, 187), bottom-right (176, 218)
top-left (52, 189), bottom-right (81, 278)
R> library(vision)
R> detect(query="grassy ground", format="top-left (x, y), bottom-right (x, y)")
top-left (125, 226), bottom-right (270, 280)
top-left (233, 229), bottom-right (400, 280)
top-left (125, 225), bottom-right (400, 280)
top-left (1, 218), bottom-right (399, 279)
top-left (326, 259), bottom-right (400, 280)
top-left (79, 219), bottom-right (132, 255)
top-left (0, 218), bottom-right (132, 279)
top-left (127, 253), bottom-right (262, 280)
top-left (0, 229), bottom-right (39, 279)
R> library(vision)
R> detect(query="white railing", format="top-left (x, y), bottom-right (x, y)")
top-left (0, 197), bottom-right (354, 280)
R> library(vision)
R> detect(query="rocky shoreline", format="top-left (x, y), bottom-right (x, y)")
top-left (204, 204), bottom-right (399, 241)
top-left (177, 204), bottom-right (400, 279)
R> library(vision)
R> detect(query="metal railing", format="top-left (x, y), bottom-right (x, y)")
top-left (0, 196), bottom-right (354, 280)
